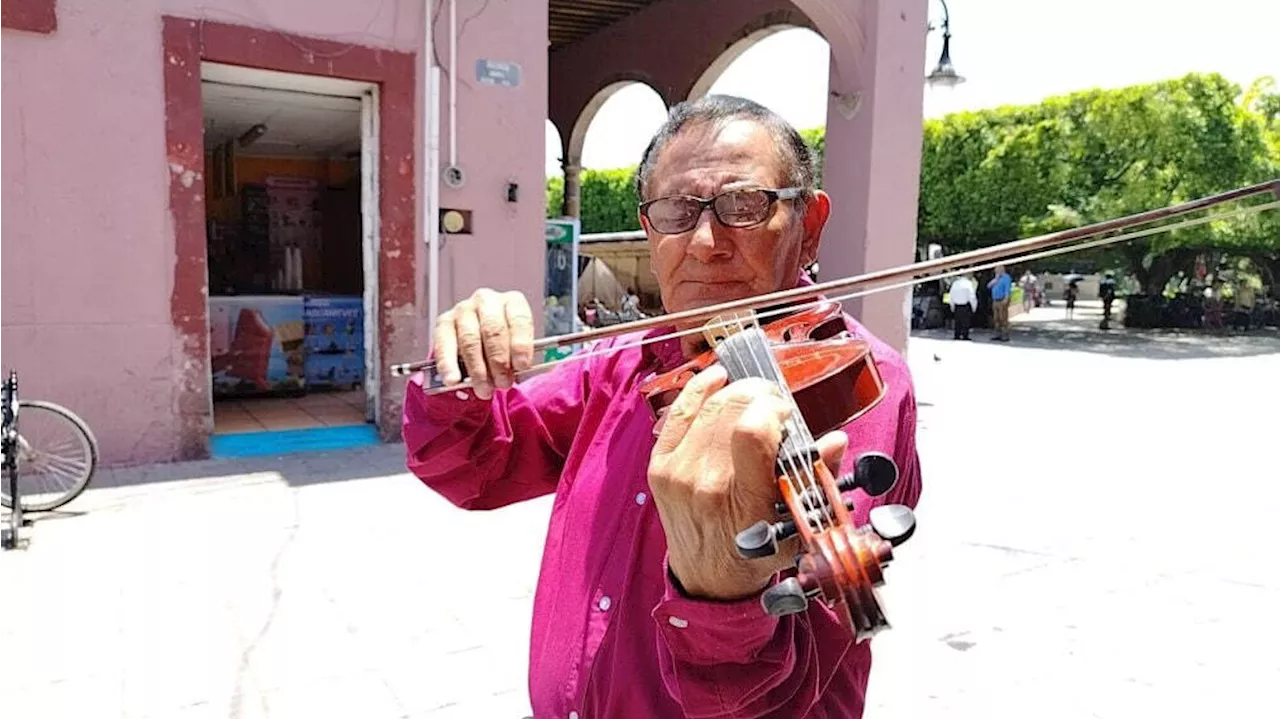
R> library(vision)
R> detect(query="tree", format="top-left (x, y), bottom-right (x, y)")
top-left (918, 73), bottom-right (1278, 293)
top-left (544, 168), bottom-right (640, 234)
top-left (546, 72), bottom-right (1279, 287)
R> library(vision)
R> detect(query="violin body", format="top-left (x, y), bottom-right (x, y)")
top-left (638, 300), bottom-right (915, 642)
top-left (639, 301), bottom-right (888, 437)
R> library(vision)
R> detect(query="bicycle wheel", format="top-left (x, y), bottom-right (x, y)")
top-left (1, 400), bottom-right (99, 512)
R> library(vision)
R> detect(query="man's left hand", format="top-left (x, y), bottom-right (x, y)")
top-left (648, 364), bottom-right (847, 601)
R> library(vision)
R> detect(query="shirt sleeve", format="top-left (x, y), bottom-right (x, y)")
top-left (400, 351), bottom-right (590, 510)
top-left (650, 560), bottom-right (861, 718)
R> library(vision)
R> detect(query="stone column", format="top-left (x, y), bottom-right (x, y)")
top-left (816, 0), bottom-right (927, 356)
top-left (562, 159), bottom-right (582, 218)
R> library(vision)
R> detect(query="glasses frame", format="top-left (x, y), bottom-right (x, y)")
top-left (638, 186), bottom-right (806, 235)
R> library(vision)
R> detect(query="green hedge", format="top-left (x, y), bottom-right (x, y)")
top-left (547, 72), bottom-right (1280, 292)
top-left (546, 168), bottom-right (642, 234)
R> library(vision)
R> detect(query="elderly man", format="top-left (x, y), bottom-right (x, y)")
top-left (403, 95), bottom-right (922, 718)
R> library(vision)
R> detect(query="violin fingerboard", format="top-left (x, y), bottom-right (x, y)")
top-left (713, 328), bottom-right (816, 456)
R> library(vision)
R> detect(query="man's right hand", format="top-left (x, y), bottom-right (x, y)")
top-left (433, 288), bottom-right (535, 399)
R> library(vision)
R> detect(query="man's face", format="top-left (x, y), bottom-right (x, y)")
top-left (639, 119), bottom-right (829, 316)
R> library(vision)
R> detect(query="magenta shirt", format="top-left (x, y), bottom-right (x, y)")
top-left (402, 302), bottom-right (922, 719)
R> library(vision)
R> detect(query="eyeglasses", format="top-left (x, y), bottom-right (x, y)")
top-left (638, 187), bottom-right (804, 235)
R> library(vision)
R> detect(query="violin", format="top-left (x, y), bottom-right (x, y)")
top-left (389, 179), bottom-right (1279, 639)
top-left (639, 300), bottom-right (914, 640)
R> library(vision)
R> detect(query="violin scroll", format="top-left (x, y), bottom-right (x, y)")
top-left (740, 448), bottom-right (917, 642)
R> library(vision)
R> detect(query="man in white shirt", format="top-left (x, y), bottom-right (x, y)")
top-left (948, 274), bottom-right (978, 340)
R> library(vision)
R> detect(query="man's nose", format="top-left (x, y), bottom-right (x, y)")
top-left (685, 208), bottom-right (732, 262)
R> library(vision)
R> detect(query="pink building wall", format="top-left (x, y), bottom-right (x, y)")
top-left (2, 0), bottom-right (549, 466)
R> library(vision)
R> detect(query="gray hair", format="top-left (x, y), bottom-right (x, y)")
top-left (633, 95), bottom-right (817, 201)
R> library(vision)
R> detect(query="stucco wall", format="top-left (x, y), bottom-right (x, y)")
top-left (1, 0), bottom-right (549, 466)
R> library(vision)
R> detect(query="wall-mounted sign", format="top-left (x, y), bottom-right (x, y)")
top-left (544, 218), bottom-right (580, 361)
top-left (476, 59), bottom-right (522, 88)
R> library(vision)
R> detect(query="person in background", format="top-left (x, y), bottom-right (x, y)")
top-left (948, 274), bottom-right (977, 340)
top-left (987, 265), bottom-right (1013, 341)
top-left (1099, 271), bottom-right (1117, 329)
top-left (1019, 270), bottom-right (1037, 313)
top-left (1064, 279), bottom-right (1079, 320)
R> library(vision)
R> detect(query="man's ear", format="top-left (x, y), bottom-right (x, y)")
top-left (800, 190), bottom-right (831, 265)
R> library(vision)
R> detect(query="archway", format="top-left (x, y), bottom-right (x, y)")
top-left (562, 80), bottom-right (667, 221)
top-left (569, 80), bottom-right (668, 176)
top-left (546, 119), bottom-right (564, 179)
top-left (694, 26), bottom-right (831, 186)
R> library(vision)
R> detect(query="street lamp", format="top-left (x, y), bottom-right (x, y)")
top-left (926, 0), bottom-right (965, 88)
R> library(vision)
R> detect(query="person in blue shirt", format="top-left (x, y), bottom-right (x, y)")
top-left (987, 265), bottom-right (1013, 341)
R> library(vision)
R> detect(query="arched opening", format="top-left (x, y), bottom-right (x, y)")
top-left (698, 27), bottom-right (831, 144)
top-left (565, 81), bottom-right (666, 323)
top-left (546, 119), bottom-right (568, 219)
top-left (569, 80), bottom-right (667, 175)
top-left (545, 119), bottom-right (564, 179)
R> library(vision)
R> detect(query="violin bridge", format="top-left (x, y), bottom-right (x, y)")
top-left (702, 311), bottom-right (758, 348)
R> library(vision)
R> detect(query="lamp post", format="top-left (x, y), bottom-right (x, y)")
top-left (926, 0), bottom-right (965, 88)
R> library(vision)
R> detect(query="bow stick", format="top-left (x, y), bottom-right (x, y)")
top-left (392, 179), bottom-right (1280, 388)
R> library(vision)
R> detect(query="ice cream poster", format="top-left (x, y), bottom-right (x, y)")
top-left (209, 296), bottom-right (306, 397)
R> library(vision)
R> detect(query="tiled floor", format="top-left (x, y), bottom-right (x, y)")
top-left (213, 389), bottom-right (367, 435)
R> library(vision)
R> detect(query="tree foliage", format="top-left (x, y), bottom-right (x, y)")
top-left (548, 72), bottom-right (1279, 291)
top-left (546, 168), bottom-right (642, 234)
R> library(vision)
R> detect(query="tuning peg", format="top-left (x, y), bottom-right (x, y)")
top-left (761, 577), bottom-right (810, 616)
top-left (868, 504), bottom-right (916, 547)
top-left (734, 519), bottom-right (798, 559)
top-left (840, 452), bottom-right (899, 497)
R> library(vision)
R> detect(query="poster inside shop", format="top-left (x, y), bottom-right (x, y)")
top-left (544, 218), bottom-right (580, 362)
top-left (209, 296), bottom-right (307, 396)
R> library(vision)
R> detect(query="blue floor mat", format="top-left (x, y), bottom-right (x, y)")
top-left (211, 424), bottom-right (380, 458)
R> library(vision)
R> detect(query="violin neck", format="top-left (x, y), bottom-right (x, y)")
top-left (711, 325), bottom-right (816, 464)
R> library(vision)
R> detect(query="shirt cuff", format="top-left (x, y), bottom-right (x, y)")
top-left (412, 374), bottom-right (493, 425)
top-left (651, 556), bottom-right (782, 666)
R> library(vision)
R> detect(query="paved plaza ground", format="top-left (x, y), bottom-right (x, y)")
top-left (3, 302), bottom-right (1278, 718)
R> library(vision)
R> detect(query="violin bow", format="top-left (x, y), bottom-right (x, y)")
top-left (391, 179), bottom-right (1280, 388)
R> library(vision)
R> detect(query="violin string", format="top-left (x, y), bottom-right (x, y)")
top-left (425, 197), bottom-right (1279, 389)
top-left (717, 314), bottom-right (815, 531)
top-left (718, 315), bottom-right (809, 528)
top-left (732, 313), bottom-right (830, 533)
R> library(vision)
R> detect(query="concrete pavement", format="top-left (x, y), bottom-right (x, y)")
top-left (3, 316), bottom-right (1278, 718)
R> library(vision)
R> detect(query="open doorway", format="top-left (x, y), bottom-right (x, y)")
top-left (199, 63), bottom-right (380, 456)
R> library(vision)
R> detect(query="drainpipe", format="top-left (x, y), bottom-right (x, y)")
top-left (449, 0), bottom-right (458, 171)
top-left (425, 1), bottom-right (442, 337)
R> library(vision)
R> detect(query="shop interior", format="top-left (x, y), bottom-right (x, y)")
top-left (201, 79), bottom-right (369, 439)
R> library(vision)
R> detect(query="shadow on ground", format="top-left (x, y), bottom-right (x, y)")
top-left (84, 443), bottom-right (412, 493)
top-left (914, 302), bottom-right (1280, 360)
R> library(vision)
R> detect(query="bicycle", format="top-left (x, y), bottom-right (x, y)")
top-left (1, 370), bottom-right (100, 514)
top-left (1, 368), bottom-right (18, 542)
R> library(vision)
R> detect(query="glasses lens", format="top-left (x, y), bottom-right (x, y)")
top-left (713, 189), bottom-right (773, 227)
top-left (646, 197), bottom-right (703, 234)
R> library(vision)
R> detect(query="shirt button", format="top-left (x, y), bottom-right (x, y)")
top-left (598, 596), bottom-right (611, 611)
top-left (569, 713), bottom-right (579, 719)
top-left (668, 616), bottom-right (689, 629)
top-left (454, 390), bottom-right (469, 400)
top-left (635, 492), bottom-right (647, 505)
